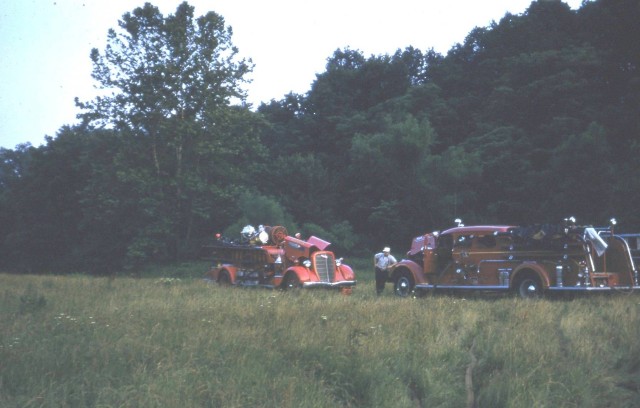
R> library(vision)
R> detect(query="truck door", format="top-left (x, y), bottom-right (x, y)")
top-left (434, 234), bottom-right (457, 284)
top-left (421, 234), bottom-right (438, 278)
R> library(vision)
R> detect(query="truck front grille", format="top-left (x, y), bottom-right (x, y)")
top-left (314, 252), bottom-right (335, 282)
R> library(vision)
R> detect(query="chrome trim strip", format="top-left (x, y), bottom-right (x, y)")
top-left (415, 284), bottom-right (508, 290)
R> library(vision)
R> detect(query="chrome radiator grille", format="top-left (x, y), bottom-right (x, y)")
top-left (314, 252), bottom-right (335, 282)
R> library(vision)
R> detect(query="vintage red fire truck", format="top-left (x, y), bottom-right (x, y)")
top-left (388, 219), bottom-right (639, 298)
top-left (202, 225), bottom-right (356, 293)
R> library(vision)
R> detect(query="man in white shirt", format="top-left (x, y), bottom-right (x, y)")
top-left (374, 247), bottom-right (397, 295)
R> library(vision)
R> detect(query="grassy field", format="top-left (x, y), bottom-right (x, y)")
top-left (2, 264), bottom-right (639, 407)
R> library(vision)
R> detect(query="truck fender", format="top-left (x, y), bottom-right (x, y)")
top-left (337, 264), bottom-right (355, 281)
top-left (511, 263), bottom-right (550, 289)
top-left (285, 266), bottom-right (313, 283)
top-left (390, 260), bottom-right (427, 284)
top-left (211, 264), bottom-right (238, 284)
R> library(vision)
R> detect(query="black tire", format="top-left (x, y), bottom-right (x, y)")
top-left (218, 272), bottom-right (231, 286)
top-left (394, 271), bottom-right (415, 297)
top-left (516, 275), bottom-right (542, 299)
top-left (283, 273), bottom-right (302, 290)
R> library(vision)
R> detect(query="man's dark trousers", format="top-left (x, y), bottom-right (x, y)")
top-left (375, 267), bottom-right (388, 295)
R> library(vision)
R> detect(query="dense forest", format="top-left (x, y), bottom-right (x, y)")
top-left (1, 0), bottom-right (638, 274)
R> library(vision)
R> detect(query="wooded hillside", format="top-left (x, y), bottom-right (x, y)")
top-left (1, 0), bottom-right (638, 273)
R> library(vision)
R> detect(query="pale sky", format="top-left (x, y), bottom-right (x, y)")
top-left (0, 0), bottom-right (583, 149)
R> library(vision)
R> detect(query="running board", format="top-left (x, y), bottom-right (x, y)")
top-left (415, 284), bottom-right (640, 292)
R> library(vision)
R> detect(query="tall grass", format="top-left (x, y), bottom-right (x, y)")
top-left (1, 272), bottom-right (639, 407)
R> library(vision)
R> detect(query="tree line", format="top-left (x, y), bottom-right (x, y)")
top-left (1, 0), bottom-right (638, 274)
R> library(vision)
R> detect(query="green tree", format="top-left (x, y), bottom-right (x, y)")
top-left (257, 93), bottom-right (313, 157)
top-left (544, 123), bottom-right (616, 222)
top-left (0, 144), bottom-right (35, 270)
top-left (1, 129), bottom-right (97, 272)
top-left (463, 126), bottom-right (536, 223)
top-left (423, 144), bottom-right (482, 226)
top-left (345, 114), bottom-right (437, 246)
top-left (222, 190), bottom-right (298, 240)
top-left (76, 2), bottom-right (260, 266)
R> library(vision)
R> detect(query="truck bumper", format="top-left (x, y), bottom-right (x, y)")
top-left (547, 285), bottom-right (640, 293)
top-left (302, 280), bottom-right (357, 289)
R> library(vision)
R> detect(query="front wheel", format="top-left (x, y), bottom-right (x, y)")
top-left (283, 273), bottom-right (302, 290)
top-left (394, 272), bottom-right (415, 297)
top-left (516, 275), bottom-right (542, 299)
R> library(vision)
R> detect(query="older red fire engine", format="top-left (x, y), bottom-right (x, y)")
top-left (202, 225), bottom-right (356, 293)
top-left (389, 218), bottom-right (639, 298)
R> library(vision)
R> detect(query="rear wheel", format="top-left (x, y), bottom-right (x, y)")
top-left (516, 275), bottom-right (542, 299)
top-left (218, 272), bottom-right (231, 286)
top-left (394, 271), bottom-right (415, 297)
